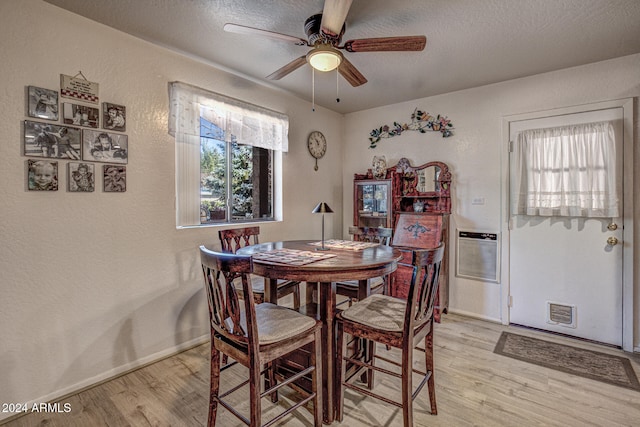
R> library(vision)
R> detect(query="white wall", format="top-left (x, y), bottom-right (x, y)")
top-left (343, 53), bottom-right (639, 329)
top-left (0, 1), bottom-right (343, 419)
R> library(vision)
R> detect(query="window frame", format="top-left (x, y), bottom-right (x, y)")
top-left (170, 82), bottom-right (286, 228)
top-left (199, 119), bottom-right (276, 224)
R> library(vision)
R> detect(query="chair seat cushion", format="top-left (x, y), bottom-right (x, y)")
top-left (251, 303), bottom-right (317, 344)
top-left (341, 294), bottom-right (406, 332)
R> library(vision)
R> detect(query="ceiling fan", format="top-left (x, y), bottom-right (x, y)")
top-left (223, 0), bottom-right (427, 87)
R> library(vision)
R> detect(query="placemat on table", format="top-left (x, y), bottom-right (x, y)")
top-left (308, 239), bottom-right (379, 250)
top-left (252, 248), bottom-right (337, 266)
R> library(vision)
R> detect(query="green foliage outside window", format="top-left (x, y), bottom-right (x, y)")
top-left (200, 117), bottom-right (268, 222)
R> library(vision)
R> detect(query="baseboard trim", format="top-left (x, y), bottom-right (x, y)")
top-left (0, 335), bottom-right (210, 425)
top-left (446, 308), bottom-right (502, 324)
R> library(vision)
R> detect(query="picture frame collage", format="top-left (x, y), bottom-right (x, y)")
top-left (24, 74), bottom-right (128, 192)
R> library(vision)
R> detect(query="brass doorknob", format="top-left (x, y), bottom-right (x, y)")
top-left (607, 236), bottom-right (619, 246)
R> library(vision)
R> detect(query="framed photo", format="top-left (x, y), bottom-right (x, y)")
top-left (27, 86), bottom-right (59, 121)
top-left (82, 129), bottom-right (128, 164)
top-left (103, 165), bottom-right (126, 192)
top-left (24, 120), bottom-right (81, 159)
top-left (102, 102), bottom-right (126, 132)
top-left (62, 103), bottom-right (99, 128)
top-left (68, 162), bottom-right (95, 192)
top-left (27, 159), bottom-right (58, 191)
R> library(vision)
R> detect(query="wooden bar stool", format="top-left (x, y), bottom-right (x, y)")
top-left (200, 246), bottom-right (323, 427)
top-left (335, 244), bottom-right (444, 426)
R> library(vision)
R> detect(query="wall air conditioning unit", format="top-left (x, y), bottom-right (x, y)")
top-left (455, 230), bottom-right (500, 283)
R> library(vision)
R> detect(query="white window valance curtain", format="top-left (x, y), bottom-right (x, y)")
top-left (510, 121), bottom-right (619, 218)
top-left (168, 81), bottom-right (289, 152)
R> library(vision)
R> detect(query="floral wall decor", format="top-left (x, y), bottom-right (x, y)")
top-left (369, 108), bottom-right (454, 148)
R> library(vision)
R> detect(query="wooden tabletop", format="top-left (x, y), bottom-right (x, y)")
top-left (236, 240), bottom-right (403, 283)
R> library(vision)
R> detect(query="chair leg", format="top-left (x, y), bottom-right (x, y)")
top-left (249, 361), bottom-right (262, 427)
top-left (267, 361), bottom-right (278, 403)
top-left (355, 337), bottom-right (371, 387)
top-left (312, 328), bottom-right (323, 427)
top-left (383, 277), bottom-right (392, 351)
top-left (292, 283), bottom-right (301, 309)
top-left (402, 342), bottom-right (414, 427)
top-left (209, 339), bottom-right (221, 427)
top-left (335, 321), bottom-right (346, 422)
top-left (365, 339), bottom-right (376, 389)
top-left (425, 333), bottom-right (437, 415)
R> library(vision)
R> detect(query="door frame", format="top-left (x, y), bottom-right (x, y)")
top-left (501, 98), bottom-right (635, 352)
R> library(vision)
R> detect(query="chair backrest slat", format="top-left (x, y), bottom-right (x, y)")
top-left (219, 226), bottom-right (260, 253)
top-left (348, 226), bottom-right (393, 245)
top-left (405, 244), bottom-right (445, 332)
top-left (200, 246), bottom-right (258, 349)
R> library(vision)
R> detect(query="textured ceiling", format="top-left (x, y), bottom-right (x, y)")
top-left (43, 0), bottom-right (640, 114)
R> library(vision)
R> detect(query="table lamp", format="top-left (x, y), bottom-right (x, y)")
top-left (312, 202), bottom-right (333, 251)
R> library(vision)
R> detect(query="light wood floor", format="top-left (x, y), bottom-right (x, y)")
top-left (4, 312), bottom-right (640, 427)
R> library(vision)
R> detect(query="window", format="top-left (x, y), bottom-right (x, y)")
top-left (169, 82), bottom-right (288, 227)
top-left (199, 117), bottom-right (273, 223)
top-left (510, 121), bottom-right (619, 217)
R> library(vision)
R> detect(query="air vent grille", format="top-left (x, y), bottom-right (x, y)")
top-left (546, 301), bottom-right (577, 328)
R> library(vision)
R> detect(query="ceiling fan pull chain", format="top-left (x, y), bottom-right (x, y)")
top-left (336, 68), bottom-right (340, 103)
top-left (312, 68), bottom-right (315, 112)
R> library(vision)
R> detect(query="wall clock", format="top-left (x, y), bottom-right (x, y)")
top-left (307, 130), bottom-right (327, 171)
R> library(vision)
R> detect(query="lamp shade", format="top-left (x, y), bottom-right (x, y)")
top-left (312, 202), bottom-right (333, 214)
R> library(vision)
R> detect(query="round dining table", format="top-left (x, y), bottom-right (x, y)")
top-left (237, 240), bottom-right (402, 424)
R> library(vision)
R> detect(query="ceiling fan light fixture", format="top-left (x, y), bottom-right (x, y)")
top-left (307, 45), bottom-right (343, 72)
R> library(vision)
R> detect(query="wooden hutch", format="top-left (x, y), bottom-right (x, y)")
top-left (354, 158), bottom-right (451, 321)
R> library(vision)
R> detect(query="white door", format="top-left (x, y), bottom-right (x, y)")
top-left (508, 108), bottom-right (624, 346)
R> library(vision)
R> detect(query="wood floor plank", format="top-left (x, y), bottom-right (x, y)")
top-left (3, 313), bottom-right (640, 426)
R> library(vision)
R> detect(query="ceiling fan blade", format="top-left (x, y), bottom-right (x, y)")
top-left (266, 56), bottom-right (308, 80)
top-left (338, 56), bottom-right (367, 87)
top-left (224, 23), bottom-right (308, 46)
top-left (343, 35), bottom-right (427, 52)
top-left (321, 0), bottom-right (352, 38)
